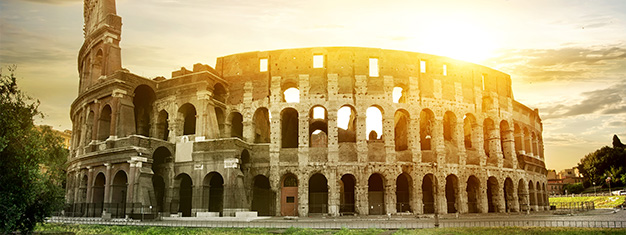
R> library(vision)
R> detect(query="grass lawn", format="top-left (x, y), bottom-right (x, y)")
top-left (549, 196), bottom-right (626, 208)
top-left (36, 223), bottom-right (626, 235)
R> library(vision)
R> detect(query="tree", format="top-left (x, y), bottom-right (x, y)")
top-left (577, 135), bottom-right (626, 188)
top-left (0, 66), bottom-right (66, 233)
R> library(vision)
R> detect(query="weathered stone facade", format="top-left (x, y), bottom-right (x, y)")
top-left (65, 0), bottom-right (548, 218)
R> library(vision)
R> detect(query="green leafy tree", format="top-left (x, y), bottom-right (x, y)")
top-left (563, 183), bottom-right (584, 194)
top-left (0, 66), bottom-right (66, 233)
top-left (577, 135), bottom-right (626, 188)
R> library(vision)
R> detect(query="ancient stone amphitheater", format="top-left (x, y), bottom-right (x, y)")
top-left (65, 0), bottom-right (548, 219)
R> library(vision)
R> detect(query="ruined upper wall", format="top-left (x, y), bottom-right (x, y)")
top-left (215, 47), bottom-right (513, 105)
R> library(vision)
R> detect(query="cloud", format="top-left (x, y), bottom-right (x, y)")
top-left (21, 0), bottom-right (80, 5)
top-left (485, 45), bottom-right (626, 82)
top-left (540, 82), bottom-right (626, 119)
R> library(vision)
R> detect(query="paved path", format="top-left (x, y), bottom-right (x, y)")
top-left (48, 209), bottom-right (626, 229)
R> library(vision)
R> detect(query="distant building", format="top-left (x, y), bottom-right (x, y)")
top-left (547, 167), bottom-right (583, 195)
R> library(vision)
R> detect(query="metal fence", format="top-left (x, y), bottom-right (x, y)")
top-left (550, 192), bottom-right (613, 198)
top-left (549, 201), bottom-right (595, 211)
top-left (46, 217), bottom-right (626, 229)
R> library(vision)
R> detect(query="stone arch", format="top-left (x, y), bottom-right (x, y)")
top-left (97, 104), bottom-right (112, 141)
top-left (213, 83), bottom-right (227, 103)
top-left (309, 106), bottom-right (328, 147)
top-left (309, 173), bottom-right (329, 214)
top-left (251, 175), bottom-right (273, 216)
top-left (368, 173), bottom-right (386, 215)
top-left (152, 146), bottom-right (174, 212)
top-left (175, 173), bottom-right (193, 217)
top-left (93, 172), bottom-right (106, 205)
top-left (281, 173), bottom-right (298, 216)
top-left (466, 175), bottom-right (480, 213)
top-left (500, 120), bottom-right (513, 168)
top-left (178, 103), bottom-right (196, 136)
top-left (229, 111), bottom-right (244, 139)
top-left (340, 174), bottom-right (356, 214)
top-left (443, 111), bottom-right (459, 164)
top-left (133, 85), bottom-right (155, 137)
top-left (528, 180), bottom-right (536, 210)
top-left (85, 110), bottom-right (95, 145)
top-left (504, 177), bottom-right (515, 212)
top-left (518, 179), bottom-right (527, 212)
top-left (282, 80), bottom-right (299, 103)
top-left (422, 173), bottom-right (436, 214)
top-left (253, 107), bottom-right (270, 143)
top-left (337, 105), bottom-right (357, 143)
top-left (396, 173), bottom-right (412, 213)
top-left (111, 170), bottom-right (128, 217)
top-left (203, 172), bottom-right (224, 214)
top-left (392, 85), bottom-right (409, 103)
top-left (281, 108), bottom-right (299, 148)
top-left (394, 109), bottom-right (410, 151)
top-left (483, 118), bottom-right (497, 163)
top-left (366, 106), bottom-right (383, 140)
top-left (445, 174), bottom-right (459, 213)
top-left (156, 110), bottom-right (169, 141)
top-left (487, 176), bottom-right (499, 213)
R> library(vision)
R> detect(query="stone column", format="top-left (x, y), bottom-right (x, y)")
top-left (298, 173), bottom-right (308, 216)
top-left (327, 170), bottom-right (339, 216)
top-left (104, 163), bottom-right (112, 203)
top-left (458, 178), bottom-right (468, 214)
top-left (433, 118), bottom-right (445, 165)
top-left (456, 118), bottom-right (466, 165)
top-left (436, 174), bottom-right (447, 215)
top-left (356, 115), bottom-right (368, 163)
top-left (86, 167), bottom-right (94, 203)
top-left (327, 108), bottom-right (339, 163)
top-left (383, 112), bottom-right (395, 163)
top-left (386, 175), bottom-right (396, 214)
top-left (414, 174), bottom-right (423, 214)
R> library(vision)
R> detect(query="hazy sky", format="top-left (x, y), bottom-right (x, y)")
top-left (1, 0), bottom-right (625, 172)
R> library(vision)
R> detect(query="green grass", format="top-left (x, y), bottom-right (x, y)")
top-left (36, 223), bottom-right (626, 235)
top-left (549, 196), bottom-right (626, 208)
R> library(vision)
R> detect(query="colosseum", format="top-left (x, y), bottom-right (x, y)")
top-left (65, 0), bottom-right (548, 219)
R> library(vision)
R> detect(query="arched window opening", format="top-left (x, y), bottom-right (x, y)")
top-left (283, 87), bottom-right (300, 103)
top-left (178, 103), bottom-right (196, 136)
top-left (487, 177), bottom-right (498, 213)
top-left (152, 147), bottom-right (171, 212)
top-left (251, 175), bottom-right (273, 216)
top-left (176, 174), bottom-right (193, 216)
top-left (445, 174), bottom-right (459, 213)
top-left (483, 118), bottom-right (496, 159)
top-left (213, 83), bottom-right (227, 104)
top-left (85, 110), bottom-right (95, 145)
top-left (466, 175), bottom-right (480, 213)
top-left (396, 173), bottom-right (412, 213)
top-left (463, 114), bottom-right (475, 149)
top-left (393, 87), bottom-right (407, 103)
top-left (309, 173), bottom-right (328, 214)
top-left (394, 110), bottom-right (409, 151)
top-left (156, 110), bottom-right (169, 141)
top-left (97, 105), bottom-right (112, 141)
top-left (337, 106), bottom-right (356, 143)
top-left (93, 173), bottom-right (106, 206)
top-left (514, 124), bottom-right (522, 154)
top-left (368, 173), bottom-right (385, 215)
top-left (420, 109), bottom-right (434, 150)
top-left (281, 108), bottom-right (299, 148)
top-left (366, 106), bottom-right (383, 140)
top-left (340, 174), bottom-right (356, 214)
top-left (309, 106), bottom-right (328, 147)
top-left (230, 112), bottom-right (244, 139)
top-left (422, 174), bottom-right (435, 214)
top-left (111, 170), bottom-right (128, 217)
top-left (253, 108), bottom-right (270, 143)
top-left (203, 172), bottom-right (224, 214)
top-left (133, 85), bottom-right (155, 137)
top-left (504, 178), bottom-right (515, 212)
top-left (524, 128), bottom-right (531, 155)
